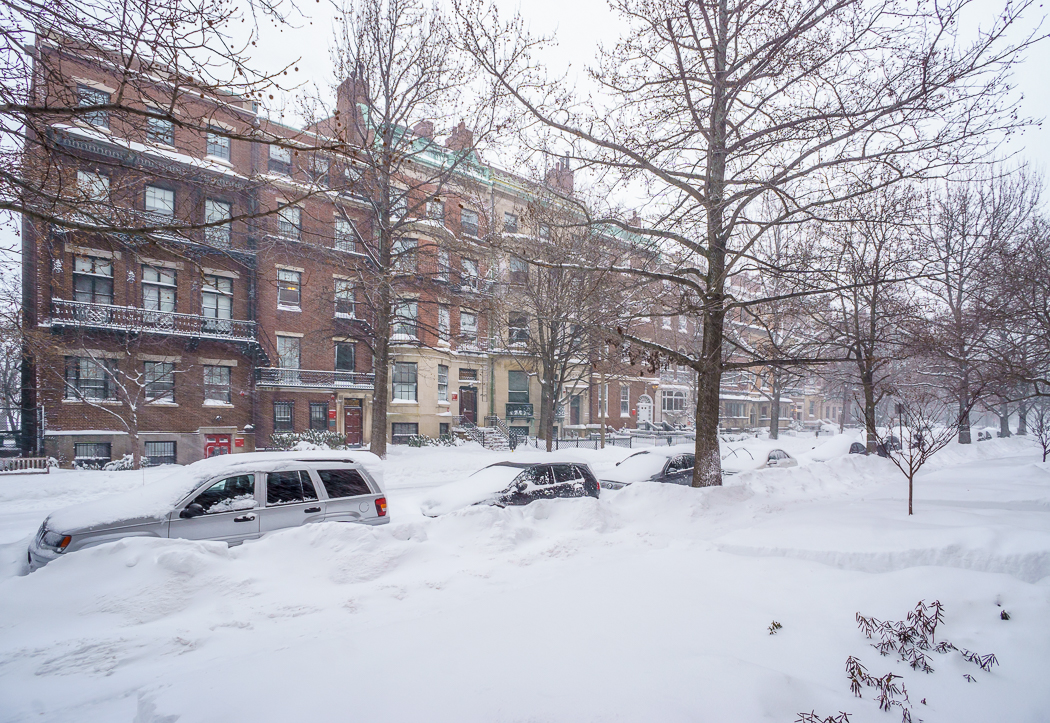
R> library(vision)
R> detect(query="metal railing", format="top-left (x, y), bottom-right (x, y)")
top-left (452, 415), bottom-right (486, 445)
top-left (255, 368), bottom-right (375, 389)
top-left (506, 402), bottom-right (534, 419)
top-left (50, 299), bottom-right (256, 342)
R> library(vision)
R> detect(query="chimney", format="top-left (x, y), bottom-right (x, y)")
top-left (445, 120), bottom-right (473, 152)
top-left (545, 157), bottom-right (574, 195)
top-left (336, 64), bottom-right (369, 119)
top-left (413, 120), bottom-right (435, 139)
top-left (629, 212), bottom-right (640, 227)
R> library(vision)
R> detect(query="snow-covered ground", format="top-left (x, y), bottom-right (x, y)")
top-left (1, 433), bottom-right (1048, 723)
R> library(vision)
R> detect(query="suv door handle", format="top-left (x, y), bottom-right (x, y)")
top-left (304, 506), bottom-right (321, 513)
top-left (234, 514), bottom-right (256, 522)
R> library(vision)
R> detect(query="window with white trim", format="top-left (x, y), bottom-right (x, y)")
top-left (77, 171), bottom-right (110, 203)
top-left (459, 309), bottom-right (477, 343)
top-left (277, 269), bottom-right (301, 308)
top-left (202, 275), bottom-right (233, 322)
top-left (427, 199), bottom-right (444, 223)
top-left (73, 256), bottom-right (114, 305)
top-left (393, 237), bottom-right (417, 273)
top-left (620, 385), bottom-right (630, 416)
top-left (461, 208), bottom-right (479, 236)
top-left (64, 357), bottom-right (116, 400)
top-left (207, 129), bottom-right (230, 160)
top-left (393, 299), bottom-right (417, 338)
top-left (277, 335), bottom-right (300, 370)
top-left (144, 361), bottom-right (175, 403)
top-left (277, 206), bottom-right (301, 239)
top-left (77, 85), bottom-right (109, 128)
top-left (392, 362), bottom-right (417, 401)
top-left (147, 117), bottom-right (174, 146)
top-left (334, 279), bottom-right (355, 318)
top-left (335, 218), bottom-right (356, 252)
top-left (437, 364), bottom-right (449, 402)
top-left (205, 199), bottom-right (232, 247)
top-left (204, 365), bottom-right (231, 403)
top-left (145, 186), bottom-right (175, 217)
top-left (269, 144), bottom-right (292, 175)
top-left (503, 212), bottom-right (518, 233)
top-left (662, 390), bottom-right (687, 413)
top-left (142, 265), bottom-right (176, 312)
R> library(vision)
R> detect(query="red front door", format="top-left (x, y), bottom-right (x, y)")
top-left (205, 434), bottom-right (231, 457)
top-left (344, 401), bottom-right (363, 446)
top-left (459, 387), bottom-right (478, 425)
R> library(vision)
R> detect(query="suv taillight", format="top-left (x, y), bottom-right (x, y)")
top-left (375, 497), bottom-right (387, 516)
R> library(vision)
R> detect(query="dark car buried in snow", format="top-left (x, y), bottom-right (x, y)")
top-left (420, 461), bottom-right (600, 516)
top-left (599, 446), bottom-right (696, 490)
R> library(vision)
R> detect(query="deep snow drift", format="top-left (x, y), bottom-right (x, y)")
top-left (0, 433), bottom-right (1048, 722)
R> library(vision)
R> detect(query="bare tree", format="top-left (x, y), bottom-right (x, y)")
top-left (459, 0), bottom-right (1044, 486)
top-left (1029, 397), bottom-right (1050, 462)
top-left (323, 0), bottom-right (514, 457)
top-left (877, 376), bottom-right (975, 515)
top-left (917, 168), bottom-right (1041, 443)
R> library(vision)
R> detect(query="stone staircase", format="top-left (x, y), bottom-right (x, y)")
top-left (453, 416), bottom-right (511, 450)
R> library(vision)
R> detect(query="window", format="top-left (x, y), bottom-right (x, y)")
top-left (508, 311), bottom-right (529, 344)
top-left (147, 116), bottom-right (174, 146)
top-left (621, 385), bottom-right (630, 416)
top-left (436, 249), bottom-right (451, 282)
top-left (393, 237), bottom-right (417, 272)
top-left (678, 315), bottom-right (687, 332)
top-left (393, 299), bottom-right (417, 338)
top-left (724, 402), bottom-right (746, 418)
top-left (77, 85), bottom-right (109, 128)
top-left (142, 266), bottom-right (176, 312)
top-left (509, 256), bottom-right (528, 282)
top-left (438, 304), bottom-right (450, 341)
top-left (145, 441), bottom-right (177, 466)
top-left (145, 185), bottom-right (175, 217)
top-left (662, 390), bottom-right (686, 413)
top-left (317, 469), bottom-right (371, 498)
top-left (64, 357), bottom-right (116, 400)
top-left (277, 269), bottom-right (301, 308)
top-left (335, 342), bottom-right (355, 371)
top-left (459, 310), bottom-right (477, 343)
top-left (391, 422), bottom-right (419, 445)
top-left (77, 171), bottom-right (110, 203)
top-left (392, 362), bottom-right (418, 401)
top-left (461, 208), bottom-right (479, 236)
top-left (202, 275), bottom-right (233, 328)
top-left (73, 256), bottom-right (114, 305)
top-left (538, 222), bottom-right (551, 241)
top-left (459, 368), bottom-right (478, 381)
top-left (334, 279), bottom-right (355, 318)
top-left (277, 206), bottom-right (301, 239)
top-left (207, 129), bottom-right (230, 160)
top-left (335, 218), bottom-right (357, 252)
top-left (809, 401), bottom-right (815, 416)
top-left (309, 155), bottom-right (330, 185)
top-left (266, 470), bottom-right (318, 506)
top-left (144, 361), bottom-right (175, 403)
top-left (438, 364), bottom-right (448, 402)
top-left (427, 199), bottom-right (444, 222)
top-left (503, 212), bottom-right (518, 233)
top-left (392, 193), bottom-right (408, 219)
top-left (601, 383), bottom-right (609, 417)
top-left (662, 315), bottom-right (672, 330)
top-left (310, 402), bottom-right (329, 431)
top-left (203, 366), bottom-right (231, 403)
top-left (460, 258), bottom-right (479, 289)
top-left (191, 475), bottom-right (255, 514)
top-left (269, 144), bottom-right (292, 174)
top-left (439, 423), bottom-right (450, 438)
top-left (74, 442), bottom-right (111, 465)
top-left (508, 370), bottom-right (530, 403)
top-left (277, 335), bottom-right (301, 369)
top-left (205, 199), bottom-right (232, 247)
top-left (273, 401), bottom-right (294, 431)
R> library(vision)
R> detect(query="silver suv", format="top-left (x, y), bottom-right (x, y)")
top-left (29, 451), bottom-right (388, 570)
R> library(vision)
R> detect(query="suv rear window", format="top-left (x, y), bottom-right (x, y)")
top-left (266, 470), bottom-right (318, 505)
top-left (551, 464), bottom-right (583, 483)
top-left (317, 469), bottom-right (371, 498)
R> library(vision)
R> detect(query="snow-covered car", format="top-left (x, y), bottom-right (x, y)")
top-left (28, 451), bottom-right (388, 571)
top-left (600, 445), bottom-right (696, 489)
top-left (420, 461), bottom-right (600, 517)
top-left (762, 449), bottom-right (798, 468)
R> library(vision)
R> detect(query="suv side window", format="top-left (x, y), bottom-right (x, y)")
top-left (192, 474), bottom-right (256, 514)
top-left (551, 464), bottom-right (582, 483)
top-left (666, 454), bottom-right (695, 474)
top-left (513, 466), bottom-right (550, 488)
top-left (266, 470), bottom-right (318, 506)
top-left (317, 469), bottom-right (371, 498)
top-left (572, 465), bottom-right (596, 485)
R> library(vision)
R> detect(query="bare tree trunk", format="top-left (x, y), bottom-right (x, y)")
top-left (958, 386), bottom-right (972, 445)
top-left (1017, 397), bottom-right (1028, 435)
top-left (999, 400), bottom-right (1011, 438)
top-left (370, 291), bottom-right (392, 458)
top-left (840, 385), bottom-right (849, 433)
top-left (599, 369), bottom-right (606, 449)
top-left (908, 472), bottom-right (914, 516)
top-left (769, 386), bottom-right (780, 440)
top-left (862, 371), bottom-right (877, 453)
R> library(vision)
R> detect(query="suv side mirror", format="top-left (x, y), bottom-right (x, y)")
top-left (180, 503), bottom-right (205, 519)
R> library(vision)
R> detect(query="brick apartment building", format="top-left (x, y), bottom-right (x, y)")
top-left (20, 36), bottom-right (841, 467)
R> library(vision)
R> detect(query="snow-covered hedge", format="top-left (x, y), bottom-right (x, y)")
top-left (270, 430), bottom-right (348, 451)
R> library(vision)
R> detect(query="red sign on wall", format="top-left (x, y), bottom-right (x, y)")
top-left (329, 409), bottom-right (337, 419)
top-left (452, 393), bottom-right (458, 401)
top-left (234, 437), bottom-right (244, 448)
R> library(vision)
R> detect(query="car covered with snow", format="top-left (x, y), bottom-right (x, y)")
top-left (420, 461), bottom-right (600, 516)
top-left (28, 451), bottom-right (388, 571)
top-left (761, 449), bottom-right (799, 468)
top-left (600, 445), bottom-right (696, 489)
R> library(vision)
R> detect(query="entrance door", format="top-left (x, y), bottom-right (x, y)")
top-left (459, 386), bottom-right (478, 424)
top-left (205, 434), bottom-right (231, 457)
top-left (637, 395), bottom-right (653, 426)
top-left (344, 400), bottom-right (363, 446)
top-left (570, 395), bottom-right (581, 425)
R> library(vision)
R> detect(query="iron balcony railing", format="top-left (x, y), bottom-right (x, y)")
top-left (50, 299), bottom-right (256, 342)
top-left (255, 368), bottom-right (375, 389)
top-left (506, 402), bottom-right (534, 419)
